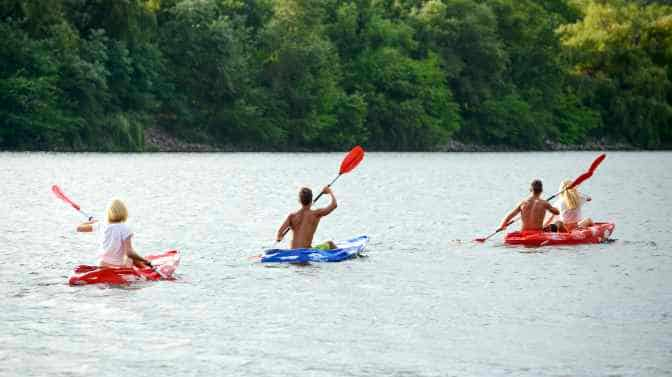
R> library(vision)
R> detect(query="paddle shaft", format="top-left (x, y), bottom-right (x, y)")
top-left (77, 209), bottom-right (95, 221)
top-left (479, 228), bottom-right (503, 242)
top-left (313, 174), bottom-right (341, 203)
top-left (546, 187), bottom-right (572, 202)
top-left (53, 186), bottom-right (94, 220)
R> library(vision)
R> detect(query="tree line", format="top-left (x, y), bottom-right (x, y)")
top-left (1, 0), bottom-right (670, 151)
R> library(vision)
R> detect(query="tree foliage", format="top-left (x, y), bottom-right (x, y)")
top-left (0, 0), bottom-right (670, 150)
top-left (558, 0), bottom-right (672, 148)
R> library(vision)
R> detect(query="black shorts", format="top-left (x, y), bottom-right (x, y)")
top-left (543, 223), bottom-right (559, 233)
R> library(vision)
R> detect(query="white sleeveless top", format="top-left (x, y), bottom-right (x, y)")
top-left (555, 195), bottom-right (588, 224)
top-left (96, 222), bottom-right (133, 266)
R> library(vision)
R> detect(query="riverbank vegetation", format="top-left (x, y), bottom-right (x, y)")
top-left (1, 0), bottom-right (670, 151)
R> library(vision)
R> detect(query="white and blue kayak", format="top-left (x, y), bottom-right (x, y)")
top-left (261, 236), bottom-right (369, 263)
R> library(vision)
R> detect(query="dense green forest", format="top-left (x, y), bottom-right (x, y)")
top-left (0, 0), bottom-right (670, 151)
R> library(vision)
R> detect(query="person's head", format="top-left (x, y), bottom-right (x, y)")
top-left (107, 199), bottom-right (128, 223)
top-left (299, 187), bottom-right (312, 206)
top-left (559, 179), bottom-right (580, 209)
top-left (530, 179), bottom-right (543, 195)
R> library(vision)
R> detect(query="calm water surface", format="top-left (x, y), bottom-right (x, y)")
top-left (1, 152), bottom-right (671, 376)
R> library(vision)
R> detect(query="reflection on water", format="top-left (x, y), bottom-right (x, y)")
top-left (1, 151), bottom-right (671, 376)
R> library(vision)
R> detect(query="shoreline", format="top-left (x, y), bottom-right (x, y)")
top-left (141, 128), bottom-right (651, 152)
top-left (432, 139), bottom-right (640, 153)
top-left (1, 127), bottom-right (667, 152)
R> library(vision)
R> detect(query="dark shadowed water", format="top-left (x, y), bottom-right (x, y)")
top-left (1, 152), bottom-right (670, 376)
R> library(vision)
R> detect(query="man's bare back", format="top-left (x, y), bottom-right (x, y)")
top-left (499, 180), bottom-right (559, 232)
top-left (276, 186), bottom-right (337, 249)
top-left (519, 196), bottom-right (554, 231)
top-left (286, 208), bottom-right (322, 248)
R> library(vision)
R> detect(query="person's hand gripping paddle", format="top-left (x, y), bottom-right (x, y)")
top-left (474, 153), bottom-right (606, 243)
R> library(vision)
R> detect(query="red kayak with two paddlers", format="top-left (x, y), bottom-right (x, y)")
top-left (475, 154), bottom-right (614, 246)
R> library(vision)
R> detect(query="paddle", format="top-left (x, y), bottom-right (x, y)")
top-left (51, 185), bottom-right (94, 220)
top-left (474, 153), bottom-right (607, 243)
top-left (268, 145), bottom-right (365, 252)
top-left (312, 145), bottom-right (365, 203)
top-left (545, 153), bottom-right (606, 202)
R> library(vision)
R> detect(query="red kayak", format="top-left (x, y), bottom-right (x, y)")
top-left (505, 222), bottom-right (615, 247)
top-left (69, 250), bottom-right (180, 286)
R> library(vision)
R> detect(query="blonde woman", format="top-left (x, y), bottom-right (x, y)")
top-left (77, 199), bottom-right (152, 268)
top-left (545, 179), bottom-right (593, 232)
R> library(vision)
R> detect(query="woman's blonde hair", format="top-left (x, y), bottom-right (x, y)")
top-left (559, 179), bottom-right (580, 210)
top-left (107, 199), bottom-right (128, 223)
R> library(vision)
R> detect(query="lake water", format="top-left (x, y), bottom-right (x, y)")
top-left (1, 152), bottom-right (670, 376)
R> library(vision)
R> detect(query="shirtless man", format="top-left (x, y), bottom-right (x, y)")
top-left (498, 179), bottom-right (560, 232)
top-left (276, 186), bottom-right (338, 249)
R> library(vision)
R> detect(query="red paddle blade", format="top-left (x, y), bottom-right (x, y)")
top-left (339, 145), bottom-right (365, 174)
top-left (589, 153), bottom-right (606, 173)
top-left (570, 171), bottom-right (592, 189)
top-left (570, 153), bottom-right (606, 189)
top-left (51, 185), bottom-right (81, 210)
top-left (74, 265), bottom-right (98, 273)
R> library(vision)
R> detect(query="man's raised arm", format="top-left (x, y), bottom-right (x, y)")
top-left (315, 186), bottom-right (337, 217)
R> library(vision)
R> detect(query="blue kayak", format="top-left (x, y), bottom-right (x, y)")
top-left (261, 236), bottom-right (369, 263)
